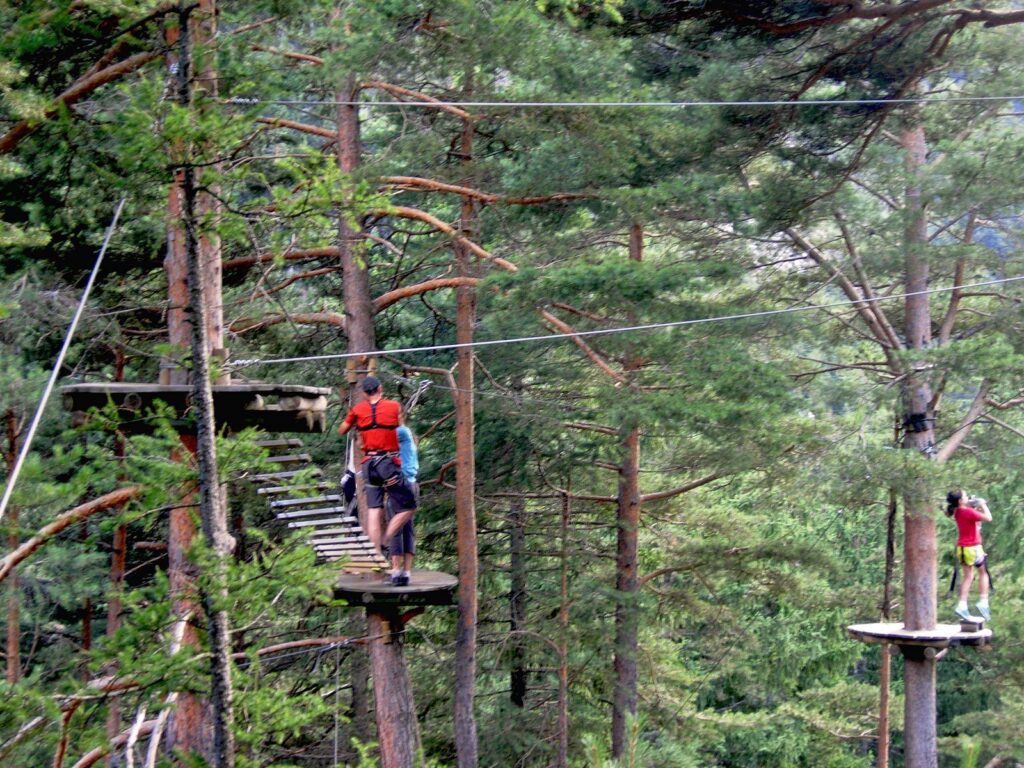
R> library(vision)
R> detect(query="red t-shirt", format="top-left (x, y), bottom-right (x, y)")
top-left (954, 505), bottom-right (984, 547)
top-left (343, 398), bottom-right (401, 454)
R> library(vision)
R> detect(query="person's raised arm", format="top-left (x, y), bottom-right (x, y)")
top-left (976, 498), bottom-right (993, 522)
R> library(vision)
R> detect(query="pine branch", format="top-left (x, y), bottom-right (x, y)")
top-left (0, 50), bottom-right (162, 154)
top-left (371, 206), bottom-right (518, 271)
top-left (0, 488), bottom-right (141, 585)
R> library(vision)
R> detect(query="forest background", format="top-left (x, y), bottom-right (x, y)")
top-left (2, 1), bottom-right (1024, 767)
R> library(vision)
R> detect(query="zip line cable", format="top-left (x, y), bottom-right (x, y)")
top-left (227, 94), bottom-right (1024, 109)
top-left (230, 273), bottom-right (1024, 369)
top-left (0, 197), bottom-right (127, 526)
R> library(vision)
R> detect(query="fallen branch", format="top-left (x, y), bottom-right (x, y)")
top-left (382, 176), bottom-right (590, 206)
top-left (69, 719), bottom-right (157, 768)
top-left (540, 310), bottom-right (627, 385)
top-left (231, 635), bottom-right (355, 661)
top-left (0, 487), bottom-right (142, 585)
top-left (370, 206), bottom-right (518, 271)
top-left (0, 51), bottom-right (161, 155)
top-left (223, 246), bottom-right (340, 271)
top-left (251, 45), bottom-right (325, 65)
top-left (360, 80), bottom-right (474, 121)
top-left (255, 116), bottom-right (335, 140)
top-left (373, 277), bottom-right (479, 314)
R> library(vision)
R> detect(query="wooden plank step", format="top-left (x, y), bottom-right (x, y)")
top-left (257, 484), bottom-right (333, 496)
top-left (311, 538), bottom-right (372, 548)
top-left (274, 505), bottom-right (348, 520)
top-left (252, 468), bottom-right (322, 482)
top-left (262, 453), bottom-right (312, 465)
top-left (255, 438), bottom-right (304, 449)
top-left (298, 527), bottom-right (354, 537)
top-left (309, 538), bottom-right (369, 547)
top-left (286, 516), bottom-right (358, 528)
top-left (269, 495), bottom-right (343, 509)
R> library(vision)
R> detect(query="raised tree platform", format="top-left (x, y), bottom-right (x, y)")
top-left (62, 382), bottom-right (331, 433)
top-left (334, 570), bottom-right (457, 608)
top-left (848, 621), bottom-right (993, 660)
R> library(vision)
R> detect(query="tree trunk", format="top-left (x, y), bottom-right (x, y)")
top-left (366, 611), bottom-right (422, 768)
top-left (557, 492), bottom-right (570, 768)
top-left (168, 6), bottom-right (235, 765)
top-left (878, 484), bottom-right (897, 768)
top-left (454, 93), bottom-right (479, 768)
top-left (5, 509), bottom-right (17, 684)
top-left (166, 441), bottom-right (206, 761)
top-left (4, 409), bottom-right (18, 684)
top-left (899, 121), bottom-right (938, 768)
top-left (612, 225), bottom-right (644, 758)
top-left (334, 71), bottom-right (377, 746)
top-left (509, 497), bottom-right (527, 709)
top-left (611, 427), bottom-right (640, 758)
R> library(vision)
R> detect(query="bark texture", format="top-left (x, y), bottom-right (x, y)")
top-left (453, 104), bottom-right (480, 768)
top-left (509, 497), bottom-right (527, 709)
top-left (175, 6), bottom-right (236, 764)
top-left (366, 612), bottom-right (422, 768)
top-left (899, 121), bottom-right (938, 768)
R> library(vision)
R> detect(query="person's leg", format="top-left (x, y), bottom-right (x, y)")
top-left (364, 483), bottom-right (386, 554)
top-left (401, 519), bottom-right (414, 580)
top-left (383, 508), bottom-right (414, 543)
top-left (382, 480), bottom-right (417, 543)
top-left (956, 564), bottom-right (975, 618)
top-left (976, 562), bottom-right (991, 619)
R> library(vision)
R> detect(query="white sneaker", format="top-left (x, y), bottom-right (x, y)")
top-left (955, 605), bottom-right (972, 621)
top-left (976, 603), bottom-right (991, 621)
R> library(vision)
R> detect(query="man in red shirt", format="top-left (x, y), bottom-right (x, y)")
top-left (946, 489), bottom-right (992, 620)
top-left (339, 377), bottom-right (418, 584)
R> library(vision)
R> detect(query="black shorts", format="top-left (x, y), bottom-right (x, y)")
top-left (364, 456), bottom-right (417, 511)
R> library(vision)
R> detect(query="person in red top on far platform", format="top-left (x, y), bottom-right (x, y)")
top-left (946, 489), bottom-right (992, 621)
top-left (338, 376), bottom-right (418, 585)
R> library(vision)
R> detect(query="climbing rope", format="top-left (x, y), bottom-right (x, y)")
top-left (0, 197), bottom-right (127, 526)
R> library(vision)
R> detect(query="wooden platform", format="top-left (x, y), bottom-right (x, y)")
top-left (62, 382), bottom-right (331, 434)
top-left (848, 621), bottom-right (992, 659)
top-left (334, 570), bottom-right (457, 608)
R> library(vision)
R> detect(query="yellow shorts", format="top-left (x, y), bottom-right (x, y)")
top-left (956, 545), bottom-right (986, 567)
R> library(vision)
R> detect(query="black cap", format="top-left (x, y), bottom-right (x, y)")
top-left (361, 376), bottom-right (381, 393)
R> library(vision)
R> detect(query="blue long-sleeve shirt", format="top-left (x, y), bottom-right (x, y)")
top-left (397, 426), bottom-right (418, 482)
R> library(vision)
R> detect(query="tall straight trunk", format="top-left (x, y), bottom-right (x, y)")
top-left (334, 72), bottom-right (377, 747)
top-left (556, 492), bottom-right (570, 768)
top-left (175, 6), bottom-right (235, 765)
top-left (899, 122), bottom-right (938, 768)
top-left (612, 225), bottom-right (644, 758)
top-left (366, 612), bottom-right (422, 768)
top-left (612, 427), bottom-right (640, 758)
top-left (509, 497), bottom-right (527, 709)
top-left (4, 408), bottom-right (18, 684)
top-left (161, 21), bottom-right (205, 762)
top-left (454, 91), bottom-right (479, 768)
top-left (878, 485), bottom-right (898, 768)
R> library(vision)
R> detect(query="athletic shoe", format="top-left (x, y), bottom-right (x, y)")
top-left (955, 605), bottom-right (972, 621)
top-left (976, 603), bottom-right (991, 621)
top-left (391, 574), bottom-right (410, 587)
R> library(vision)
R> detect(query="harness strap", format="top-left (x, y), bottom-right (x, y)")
top-left (357, 400), bottom-right (399, 432)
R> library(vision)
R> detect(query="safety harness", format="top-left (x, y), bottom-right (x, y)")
top-left (947, 548), bottom-right (995, 594)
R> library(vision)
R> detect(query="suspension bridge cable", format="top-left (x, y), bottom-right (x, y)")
top-left (226, 94), bottom-right (1024, 109)
top-left (0, 197), bottom-right (127, 526)
top-left (230, 273), bottom-right (1024, 369)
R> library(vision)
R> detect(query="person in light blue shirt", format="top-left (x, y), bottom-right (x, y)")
top-left (385, 425), bottom-right (419, 585)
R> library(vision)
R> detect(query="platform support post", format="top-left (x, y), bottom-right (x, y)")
top-left (903, 657), bottom-right (937, 768)
top-left (366, 607), bottom-right (422, 768)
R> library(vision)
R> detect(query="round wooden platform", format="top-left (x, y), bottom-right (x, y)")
top-left (848, 622), bottom-right (992, 649)
top-left (334, 569), bottom-right (457, 608)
